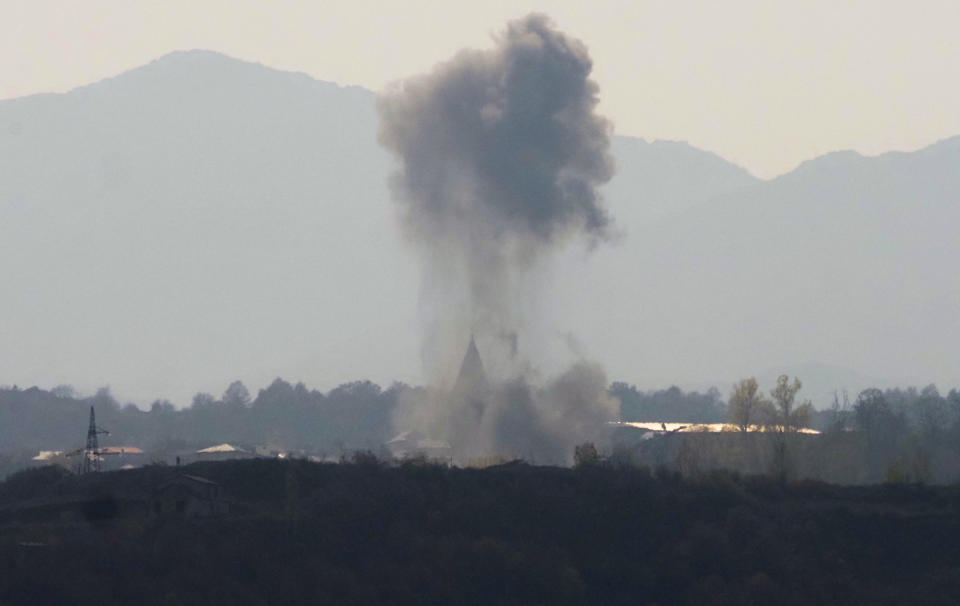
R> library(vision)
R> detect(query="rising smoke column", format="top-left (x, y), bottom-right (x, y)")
top-left (379, 14), bottom-right (617, 462)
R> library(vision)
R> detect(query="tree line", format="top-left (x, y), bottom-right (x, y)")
top-left (0, 378), bottom-right (402, 476)
top-left (609, 376), bottom-right (960, 484)
top-left (3, 375), bottom-right (960, 483)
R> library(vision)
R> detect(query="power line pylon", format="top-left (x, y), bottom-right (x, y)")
top-left (80, 406), bottom-right (109, 474)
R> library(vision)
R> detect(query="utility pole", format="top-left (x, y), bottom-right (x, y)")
top-left (80, 406), bottom-right (109, 474)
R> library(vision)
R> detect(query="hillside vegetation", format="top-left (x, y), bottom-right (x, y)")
top-left (2, 459), bottom-right (959, 605)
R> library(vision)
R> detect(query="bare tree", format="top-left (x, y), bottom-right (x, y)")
top-left (766, 375), bottom-right (814, 482)
top-left (574, 442), bottom-right (600, 467)
top-left (768, 375), bottom-right (813, 432)
top-left (728, 377), bottom-right (767, 432)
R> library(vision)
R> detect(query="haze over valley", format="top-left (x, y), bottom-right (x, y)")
top-left (2, 49), bottom-right (958, 406)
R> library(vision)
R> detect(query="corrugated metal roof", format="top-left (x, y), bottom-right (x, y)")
top-left (100, 446), bottom-right (144, 455)
top-left (610, 421), bottom-right (820, 435)
top-left (31, 450), bottom-right (63, 461)
top-left (196, 443), bottom-right (246, 453)
top-left (387, 431), bottom-right (414, 444)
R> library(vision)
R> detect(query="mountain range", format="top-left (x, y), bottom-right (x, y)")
top-left (2, 50), bottom-right (957, 407)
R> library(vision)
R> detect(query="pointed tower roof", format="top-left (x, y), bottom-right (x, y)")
top-left (453, 334), bottom-right (487, 396)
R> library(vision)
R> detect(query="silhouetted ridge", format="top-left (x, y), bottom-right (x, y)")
top-left (42, 49), bottom-right (371, 103)
top-left (781, 135), bottom-right (960, 181)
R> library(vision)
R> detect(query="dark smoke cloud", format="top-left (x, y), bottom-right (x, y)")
top-left (378, 14), bottom-right (617, 463)
top-left (378, 13), bottom-right (613, 247)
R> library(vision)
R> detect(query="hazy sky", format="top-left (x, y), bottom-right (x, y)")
top-left (4, 0), bottom-right (959, 178)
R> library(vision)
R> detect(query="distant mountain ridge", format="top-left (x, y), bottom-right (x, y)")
top-left (1, 50), bottom-right (958, 406)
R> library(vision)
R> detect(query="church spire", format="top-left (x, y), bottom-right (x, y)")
top-left (453, 334), bottom-right (487, 396)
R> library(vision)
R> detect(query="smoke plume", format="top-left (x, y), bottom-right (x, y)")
top-left (378, 14), bottom-right (617, 463)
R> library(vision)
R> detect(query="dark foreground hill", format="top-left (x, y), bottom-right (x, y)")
top-left (2, 459), bottom-right (959, 605)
